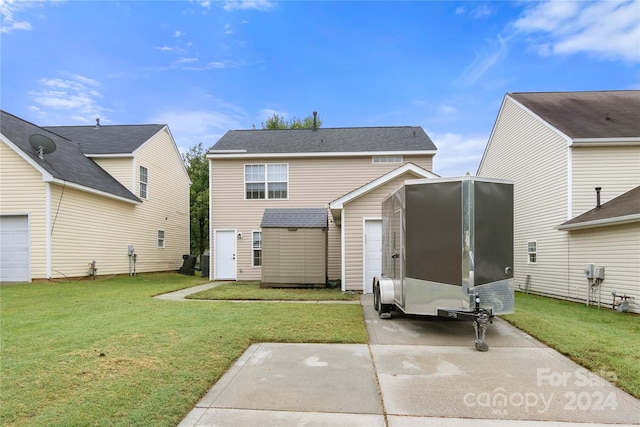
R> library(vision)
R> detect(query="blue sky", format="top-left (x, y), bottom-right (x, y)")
top-left (2, 0), bottom-right (639, 176)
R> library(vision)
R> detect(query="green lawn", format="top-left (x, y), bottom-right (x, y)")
top-left (503, 292), bottom-right (640, 399)
top-left (187, 281), bottom-right (360, 301)
top-left (0, 274), bottom-right (367, 427)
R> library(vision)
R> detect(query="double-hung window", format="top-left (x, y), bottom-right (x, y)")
top-left (527, 241), bottom-right (537, 264)
top-left (245, 164), bottom-right (288, 199)
top-left (252, 231), bottom-right (262, 266)
top-left (140, 166), bottom-right (148, 199)
top-left (158, 230), bottom-right (165, 248)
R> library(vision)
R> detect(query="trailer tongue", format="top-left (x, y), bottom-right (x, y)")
top-left (373, 176), bottom-right (514, 351)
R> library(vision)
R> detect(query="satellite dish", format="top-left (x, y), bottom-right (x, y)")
top-left (29, 134), bottom-right (57, 160)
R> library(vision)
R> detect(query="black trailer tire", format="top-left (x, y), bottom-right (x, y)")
top-left (373, 284), bottom-right (380, 312)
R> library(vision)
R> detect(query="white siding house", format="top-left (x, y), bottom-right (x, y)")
top-left (0, 111), bottom-right (191, 281)
top-left (478, 91), bottom-right (640, 313)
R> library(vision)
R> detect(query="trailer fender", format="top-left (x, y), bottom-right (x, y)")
top-left (377, 277), bottom-right (395, 305)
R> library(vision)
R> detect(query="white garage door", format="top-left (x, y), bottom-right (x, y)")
top-left (364, 220), bottom-right (382, 294)
top-left (0, 215), bottom-right (30, 282)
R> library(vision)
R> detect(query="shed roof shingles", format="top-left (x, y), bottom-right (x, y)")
top-left (261, 208), bottom-right (328, 228)
top-left (510, 91), bottom-right (640, 139)
top-left (210, 126), bottom-right (437, 154)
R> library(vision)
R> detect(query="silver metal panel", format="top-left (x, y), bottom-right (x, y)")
top-left (475, 279), bottom-right (515, 315)
top-left (399, 278), bottom-right (469, 315)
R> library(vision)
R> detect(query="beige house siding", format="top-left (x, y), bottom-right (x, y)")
top-left (342, 173), bottom-right (417, 291)
top-left (571, 145), bottom-right (640, 216)
top-left (47, 130), bottom-right (190, 278)
top-left (1, 127), bottom-right (190, 280)
top-left (210, 155), bottom-right (433, 282)
top-left (566, 223), bottom-right (640, 314)
top-left (0, 142), bottom-right (48, 279)
top-left (93, 157), bottom-right (135, 192)
top-left (478, 96), bottom-right (570, 298)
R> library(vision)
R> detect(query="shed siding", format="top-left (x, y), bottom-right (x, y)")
top-left (262, 228), bottom-right (326, 284)
top-left (571, 145), bottom-right (640, 216)
top-left (342, 173), bottom-right (419, 291)
top-left (478, 97), bottom-right (570, 299)
top-left (210, 155), bottom-right (433, 281)
top-left (566, 223), bottom-right (640, 314)
top-left (93, 157), bottom-right (135, 192)
top-left (0, 142), bottom-right (48, 279)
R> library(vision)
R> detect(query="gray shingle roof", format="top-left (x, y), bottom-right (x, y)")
top-left (1, 111), bottom-right (140, 203)
top-left (261, 208), bottom-right (328, 228)
top-left (559, 186), bottom-right (640, 229)
top-left (210, 126), bottom-right (437, 154)
top-left (44, 123), bottom-right (164, 154)
top-left (510, 91), bottom-right (640, 139)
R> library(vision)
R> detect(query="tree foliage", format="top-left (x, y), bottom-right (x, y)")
top-left (261, 112), bottom-right (322, 129)
top-left (183, 142), bottom-right (209, 261)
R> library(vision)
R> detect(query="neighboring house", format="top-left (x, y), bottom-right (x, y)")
top-left (207, 126), bottom-right (438, 292)
top-left (0, 111), bottom-right (190, 282)
top-left (478, 91), bottom-right (640, 313)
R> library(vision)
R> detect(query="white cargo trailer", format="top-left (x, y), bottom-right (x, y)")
top-left (373, 176), bottom-right (514, 351)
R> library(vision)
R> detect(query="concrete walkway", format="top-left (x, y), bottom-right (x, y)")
top-left (154, 282), bottom-right (360, 304)
top-left (170, 287), bottom-right (640, 427)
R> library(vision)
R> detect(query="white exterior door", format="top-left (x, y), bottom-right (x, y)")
top-left (215, 230), bottom-right (237, 280)
top-left (0, 215), bottom-right (30, 282)
top-left (364, 219), bottom-right (382, 294)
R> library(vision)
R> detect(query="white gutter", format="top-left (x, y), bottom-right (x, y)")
top-left (556, 214), bottom-right (640, 231)
top-left (207, 150), bottom-right (437, 159)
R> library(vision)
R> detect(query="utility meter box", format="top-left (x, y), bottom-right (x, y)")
top-left (584, 264), bottom-right (594, 279)
top-left (594, 266), bottom-right (605, 280)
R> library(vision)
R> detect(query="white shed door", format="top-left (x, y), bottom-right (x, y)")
top-left (364, 220), bottom-right (382, 294)
top-left (0, 215), bottom-right (30, 282)
top-left (215, 230), bottom-right (237, 280)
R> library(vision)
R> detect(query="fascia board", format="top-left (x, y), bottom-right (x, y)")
top-left (556, 214), bottom-right (640, 231)
top-left (571, 138), bottom-right (640, 145)
top-left (85, 153), bottom-right (134, 158)
top-left (48, 178), bottom-right (141, 204)
top-left (207, 150), bottom-right (437, 160)
top-left (330, 163), bottom-right (437, 209)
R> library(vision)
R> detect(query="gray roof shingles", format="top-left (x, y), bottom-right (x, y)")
top-left (510, 90), bottom-right (640, 139)
top-left (44, 123), bottom-right (164, 154)
top-left (261, 208), bottom-right (328, 228)
top-left (210, 126), bottom-right (437, 154)
top-left (560, 186), bottom-right (640, 228)
top-left (1, 111), bottom-right (141, 203)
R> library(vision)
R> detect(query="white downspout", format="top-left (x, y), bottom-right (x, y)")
top-left (340, 210), bottom-right (346, 291)
top-left (45, 182), bottom-right (52, 278)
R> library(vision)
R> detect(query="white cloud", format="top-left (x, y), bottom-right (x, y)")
top-left (223, 0), bottom-right (275, 12)
top-left (514, 0), bottom-right (640, 62)
top-left (174, 30), bottom-right (186, 37)
top-left (1, 0), bottom-right (39, 33)
top-left (150, 107), bottom-right (247, 152)
top-left (456, 34), bottom-right (508, 86)
top-left (429, 132), bottom-right (488, 177)
top-left (471, 5), bottom-right (493, 19)
top-left (28, 73), bottom-right (110, 122)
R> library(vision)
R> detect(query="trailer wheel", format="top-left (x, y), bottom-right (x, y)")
top-left (373, 283), bottom-right (380, 312)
